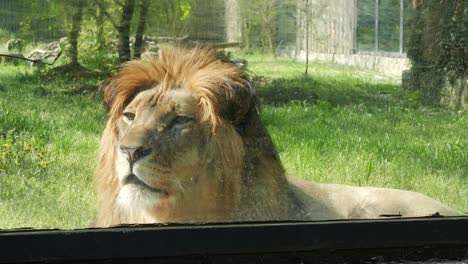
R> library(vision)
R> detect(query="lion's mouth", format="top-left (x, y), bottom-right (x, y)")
top-left (123, 174), bottom-right (165, 194)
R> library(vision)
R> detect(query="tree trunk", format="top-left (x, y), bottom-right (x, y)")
top-left (406, 0), bottom-right (467, 107)
top-left (96, 2), bottom-right (105, 49)
top-left (69, 0), bottom-right (84, 66)
top-left (118, 0), bottom-right (135, 63)
top-left (225, 0), bottom-right (242, 42)
top-left (304, 0), bottom-right (309, 75)
top-left (133, 0), bottom-right (150, 59)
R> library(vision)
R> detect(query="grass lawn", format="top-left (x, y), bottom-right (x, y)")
top-left (0, 54), bottom-right (466, 229)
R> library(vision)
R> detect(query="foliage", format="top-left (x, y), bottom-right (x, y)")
top-left (146, 0), bottom-right (195, 38)
top-left (1, 0), bottom-right (66, 42)
top-left (357, 0), bottom-right (376, 51)
top-left (78, 16), bottom-right (118, 72)
top-left (179, 0), bottom-right (192, 19)
top-left (1, 0), bottom-right (296, 56)
top-left (0, 28), bottom-right (10, 44)
top-left (357, 0), bottom-right (413, 52)
top-left (0, 131), bottom-right (51, 180)
top-left (240, 0), bottom-right (280, 52)
top-left (240, 0), bottom-right (299, 52)
top-left (96, 0), bottom-right (194, 62)
top-left (437, 1), bottom-right (468, 81)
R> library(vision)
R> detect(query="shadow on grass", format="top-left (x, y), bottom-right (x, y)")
top-left (2, 63), bottom-right (109, 97)
top-left (43, 63), bottom-right (111, 81)
top-left (5, 64), bottom-right (403, 109)
top-left (256, 76), bottom-right (398, 107)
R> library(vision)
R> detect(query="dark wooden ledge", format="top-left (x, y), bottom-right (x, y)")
top-left (0, 216), bottom-right (467, 263)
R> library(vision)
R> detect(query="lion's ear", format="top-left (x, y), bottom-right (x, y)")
top-left (232, 82), bottom-right (280, 161)
top-left (224, 81), bottom-right (269, 140)
top-left (236, 96), bottom-right (267, 140)
top-left (224, 80), bottom-right (256, 127)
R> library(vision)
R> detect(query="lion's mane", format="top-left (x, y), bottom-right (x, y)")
top-left (95, 47), bottom-right (292, 226)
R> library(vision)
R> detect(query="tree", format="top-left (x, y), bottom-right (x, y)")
top-left (406, 0), bottom-right (467, 108)
top-left (296, 0), bottom-right (327, 75)
top-left (133, 0), bottom-right (150, 59)
top-left (0, 0), bottom-right (66, 43)
top-left (304, 0), bottom-right (310, 75)
top-left (225, 0), bottom-right (242, 42)
top-left (97, 0), bottom-right (136, 63)
top-left (239, 0), bottom-right (297, 53)
top-left (67, 0), bottom-right (85, 66)
top-left (240, 0), bottom-right (279, 53)
top-left (118, 0), bottom-right (135, 63)
top-left (188, 0), bottom-right (223, 42)
top-left (95, 2), bottom-right (107, 50)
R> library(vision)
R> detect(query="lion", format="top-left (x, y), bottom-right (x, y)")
top-left (95, 46), bottom-right (457, 227)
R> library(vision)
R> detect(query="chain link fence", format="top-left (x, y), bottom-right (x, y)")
top-left (0, 0), bottom-right (413, 54)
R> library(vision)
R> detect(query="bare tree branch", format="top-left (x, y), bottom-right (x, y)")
top-left (0, 52), bottom-right (62, 65)
top-left (156, 35), bottom-right (189, 42)
top-left (114, 0), bottom-right (124, 7)
top-left (95, 0), bottom-right (119, 29)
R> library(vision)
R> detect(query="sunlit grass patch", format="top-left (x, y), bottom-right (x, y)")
top-left (0, 68), bottom-right (104, 229)
top-left (262, 102), bottom-right (467, 211)
top-left (240, 53), bottom-right (467, 213)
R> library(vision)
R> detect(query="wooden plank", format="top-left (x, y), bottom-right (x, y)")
top-left (0, 217), bottom-right (467, 263)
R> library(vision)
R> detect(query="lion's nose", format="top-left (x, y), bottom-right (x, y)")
top-left (120, 145), bottom-right (152, 163)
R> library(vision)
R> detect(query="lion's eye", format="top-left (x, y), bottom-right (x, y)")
top-left (123, 112), bottom-right (136, 121)
top-left (169, 115), bottom-right (193, 127)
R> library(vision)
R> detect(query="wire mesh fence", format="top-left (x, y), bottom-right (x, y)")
top-left (0, 0), bottom-right (414, 56)
top-left (0, 0), bottom-right (465, 101)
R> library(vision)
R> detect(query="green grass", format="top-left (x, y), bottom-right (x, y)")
top-left (0, 65), bottom-right (106, 229)
top-left (0, 54), bottom-right (466, 229)
top-left (245, 53), bottom-right (467, 213)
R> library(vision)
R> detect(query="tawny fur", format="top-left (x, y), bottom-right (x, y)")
top-left (95, 46), bottom-right (457, 227)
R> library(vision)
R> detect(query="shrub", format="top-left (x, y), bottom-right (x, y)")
top-left (78, 18), bottom-right (118, 73)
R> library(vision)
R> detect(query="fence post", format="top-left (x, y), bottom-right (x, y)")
top-left (374, 0), bottom-right (379, 52)
top-left (399, 0), bottom-right (404, 54)
top-left (375, 0), bottom-right (379, 52)
top-left (225, 0), bottom-right (242, 43)
top-left (353, 0), bottom-right (358, 53)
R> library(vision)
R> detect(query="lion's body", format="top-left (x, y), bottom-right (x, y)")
top-left (95, 47), bottom-right (456, 227)
top-left (288, 177), bottom-right (456, 220)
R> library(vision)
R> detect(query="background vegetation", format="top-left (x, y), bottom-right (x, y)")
top-left (406, 0), bottom-right (468, 103)
top-left (356, 0), bottom-right (413, 52)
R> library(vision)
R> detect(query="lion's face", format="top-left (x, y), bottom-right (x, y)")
top-left (116, 86), bottom-right (212, 210)
top-left (96, 47), bottom-right (261, 225)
